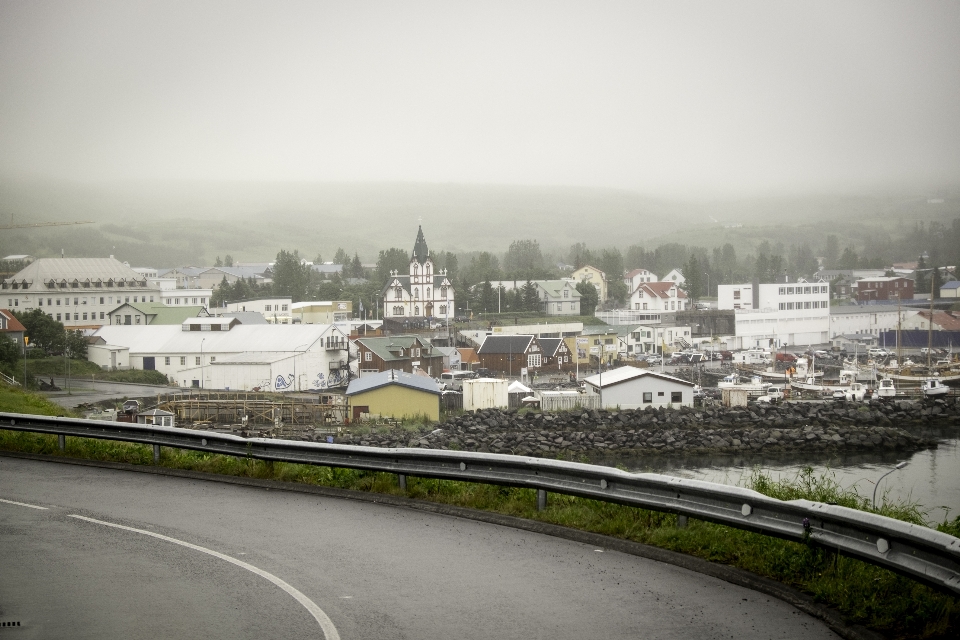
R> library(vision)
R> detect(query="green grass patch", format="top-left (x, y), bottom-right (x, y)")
top-left (0, 390), bottom-right (957, 638)
top-left (0, 386), bottom-right (78, 417)
top-left (23, 357), bottom-right (172, 386)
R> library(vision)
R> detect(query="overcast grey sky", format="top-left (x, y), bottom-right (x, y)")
top-left (1, 0), bottom-right (958, 197)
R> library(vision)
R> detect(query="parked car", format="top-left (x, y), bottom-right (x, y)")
top-left (719, 351), bottom-right (733, 361)
top-left (867, 348), bottom-right (888, 359)
top-left (765, 386), bottom-right (785, 401)
top-left (775, 353), bottom-right (797, 363)
top-left (644, 355), bottom-right (662, 364)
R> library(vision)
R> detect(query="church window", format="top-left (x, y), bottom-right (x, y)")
top-left (414, 264), bottom-right (419, 275)
top-left (426, 287), bottom-right (431, 298)
top-left (414, 305), bottom-right (420, 315)
top-left (439, 305), bottom-right (446, 315)
top-left (441, 286), bottom-right (447, 298)
top-left (395, 287), bottom-right (402, 300)
top-left (414, 287), bottom-right (419, 299)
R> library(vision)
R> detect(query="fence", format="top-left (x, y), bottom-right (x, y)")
top-left (2, 410), bottom-right (958, 596)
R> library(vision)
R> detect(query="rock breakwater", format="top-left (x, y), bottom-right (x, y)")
top-left (336, 398), bottom-right (959, 458)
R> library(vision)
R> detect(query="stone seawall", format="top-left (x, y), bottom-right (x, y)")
top-left (336, 398), bottom-right (959, 458)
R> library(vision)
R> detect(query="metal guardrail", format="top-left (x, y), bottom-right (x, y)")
top-left (3, 411), bottom-right (959, 595)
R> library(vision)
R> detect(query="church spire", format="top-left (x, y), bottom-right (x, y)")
top-left (412, 225), bottom-right (429, 264)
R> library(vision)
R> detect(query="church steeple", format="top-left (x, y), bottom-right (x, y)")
top-left (412, 225), bottom-right (430, 264)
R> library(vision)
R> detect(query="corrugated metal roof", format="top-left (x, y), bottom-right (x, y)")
top-left (346, 369), bottom-right (441, 396)
top-left (583, 366), bottom-right (694, 388)
top-left (93, 324), bottom-right (343, 354)
top-left (5, 257), bottom-right (147, 284)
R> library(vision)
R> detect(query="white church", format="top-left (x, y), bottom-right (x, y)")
top-left (381, 226), bottom-right (455, 321)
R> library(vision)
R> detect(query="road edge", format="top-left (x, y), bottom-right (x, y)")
top-left (0, 449), bottom-right (884, 640)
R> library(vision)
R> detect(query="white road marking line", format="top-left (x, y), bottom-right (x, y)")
top-left (68, 514), bottom-right (339, 640)
top-left (0, 498), bottom-right (48, 510)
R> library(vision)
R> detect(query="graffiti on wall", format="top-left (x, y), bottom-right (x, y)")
top-left (310, 370), bottom-right (346, 390)
top-left (274, 374), bottom-right (294, 390)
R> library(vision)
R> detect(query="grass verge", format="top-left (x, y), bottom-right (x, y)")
top-left (1, 392), bottom-right (957, 638)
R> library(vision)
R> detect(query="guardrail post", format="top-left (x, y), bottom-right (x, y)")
top-left (58, 434), bottom-right (65, 452)
top-left (153, 444), bottom-right (161, 464)
top-left (537, 489), bottom-right (547, 511)
top-left (397, 474), bottom-right (407, 491)
top-left (677, 515), bottom-right (689, 528)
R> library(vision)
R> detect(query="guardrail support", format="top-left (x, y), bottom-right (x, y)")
top-left (153, 444), bottom-right (161, 464)
top-left (537, 489), bottom-right (547, 511)
top-left (397, 473), bottom-right (407, 491)
top-left (677, 515), bottom-right (689, 529)
top-left (58, 434), bottom-right (65, 452)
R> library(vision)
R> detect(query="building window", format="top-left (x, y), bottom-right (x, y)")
top-left (643, 392), bottom-right (652, 403)
top-left (671, 391), bottom-right (683, 403)
top-left (804, 301), bottom-right (811, 309)
top-left (779, 303), bottom-right (785, 310)
top-left (414, 305), bottom-right (420, 315)
top-left (281, 304), bottom-right (288, 311)
top-left (180, 357), bottom-right (186, 365)
top-left (135, 315), bottom-right (140, 324)
top-left (439, 305), bottom-right (446, 314)
top-left (364, 352), bottom-right (372, 362)
top-left (779, 287), bottom-right (785, 295)
top-left (733, 290), bottom-right (740, 300)
top-left (56, 298), bottom-right (61, 305)
top-left (165, 357), bottom-right (171, 365)
top-left (56, 313), bottom-right (61, 321)
top-left (74, 313), bottom-right (79, 320)
top-left (393, 305), bottom-right (404, 316)
top-left (210, 356), bottom-right (215, 363)
top-left (195, 357), bottom-right (201, 365)
top-left (265, 305), bottom-right (272, 311)
top-left (804, 286), bottom-right (811, 294)
top-left (414, 288), bottom-right (419, 299)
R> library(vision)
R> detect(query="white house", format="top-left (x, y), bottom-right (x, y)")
top-left (292, 301), bottom-right (352, 324)
top-left (629, 282), bottom-right (688, 312)
top-left (582, 366), bottom-right (694, 409)
top-left (662, 268), bottom-right (685, 286)
top-left (382, 226), bottom-right (455, 321)
top-left (624, 268), bottom-right (658, 292)
top-left (92, 321), bottom-right (350, 391)
top-left (829, 305), bottom-right (917, 340)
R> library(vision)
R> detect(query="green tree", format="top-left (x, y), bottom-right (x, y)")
top-left (272, 249), bottom-right (310, 302)
top-left (210, 275), bottom-right (231, 307)
top-left (521, 280), bottom-right (540, 312)
top-left (503, 240), bottom-right (545, 280)
top-left (576, 281), bottom-right (598, 316)
top-left (313, 252), bottom-right (324, 264)
top-left (333, 248), bottom-right (349, 266)
top-left (66, 329), bottom-right (87, 359)
top-left (837, 247), bottom-right (859, 270)
top-left (683, 255), bottom-right (703, 303)
top-left (569, 243), bottom-right (595, 269)
top-left (375, 248), bottom-right (410, 283)
top-left (13, 309), bottom-right (63, 354)
top-left (224, 254), bottom-right (234, 267)
top-left (479, 280), bottom-right (495, 313)
top-left (465, 252), bottom-right (501, 285)
top-left (0, 333), bottom-right (19, 367)
top-left (214, 256), bottom-right (223, 267)
top-left (349, 253), bottom-right (364, 279)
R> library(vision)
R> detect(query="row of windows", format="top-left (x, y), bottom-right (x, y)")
top-left (778, 301), bottom-right (828, 310)
top-left (48, 312), bottom-right (106, 321)
top-left (390, 305), bottom-right (448, 316)
top-left (41, 279), bottom-right (145, 289)
top-left (778, 286), bottom-right (828, 295)
top-left (168, 297), bottom-right (208, 306)
top-left (642, 391), bottom-right (683, 403)
top-left (634, 301), bottom-right (684, 310)
top-left (29, 295), bottom-right (155, 307)
top-left (262, 304), bottom-right (288, 312)
top-left (158, 356), bottom-right (212, 366)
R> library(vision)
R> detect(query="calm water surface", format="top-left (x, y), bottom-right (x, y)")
top-left (607, 428), bottom-right (960, 520)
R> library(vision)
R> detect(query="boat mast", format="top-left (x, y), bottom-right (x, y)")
top-left (927, 288), bottom-right (934, 371)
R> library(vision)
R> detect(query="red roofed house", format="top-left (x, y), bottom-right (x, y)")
top-left (0, 309), bottom-right (26, 348)
top-left (629, 282), bottom-right (688, 312)
top-left (854, 277), bottom-right (914, 302)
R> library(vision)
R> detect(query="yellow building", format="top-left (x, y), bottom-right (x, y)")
top-left (565, 325), bottom-right (621, 368)
top-left (345, 369), bottom-right (441, 422)
top-left (571, 265), bottom-right (607, 302)
top-left (292, 300), bottom-right (352, 324)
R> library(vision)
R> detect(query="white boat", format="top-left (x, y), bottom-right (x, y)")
top-left (876, 378), bottom-right (897, 398)
top-left (792, 370), bottom-right (865, 394)
top-left (717, 374), bottom-right (768, 396)
top-left (921, 378), bottom-right (950, 397)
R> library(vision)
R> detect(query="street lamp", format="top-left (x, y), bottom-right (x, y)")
top-left (872, 461), bottom-right (908, 508)
top-left (200, 338), bottom-right (206, 390)
top-left (704, 272), bottom-right (710, 299)
top-left (293, 342), bottom-right (310, 392)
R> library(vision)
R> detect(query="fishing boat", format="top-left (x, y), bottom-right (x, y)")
top-left (921, 378), bottom-right (950, 397)
top-left (875, 377), bottom-right (897, 399)
top-left (717, 374), bottom-right (768, 396)
top-left (792, 369), bottom-right (871, 394)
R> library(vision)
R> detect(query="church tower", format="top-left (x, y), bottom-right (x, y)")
top-left (382, 225), bottom-right (454, 321)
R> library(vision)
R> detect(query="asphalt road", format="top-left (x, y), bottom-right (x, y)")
top-left (40, 377), bottom-right (174, 410)
top-left (0, 457), bottom-right (841, 639)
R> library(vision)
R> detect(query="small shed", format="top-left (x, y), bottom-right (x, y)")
top-left (507, 380), bottom-right (532, 409)
top-left (345, 369), bottom-right (441, 422)
top-left (721, 388), bottom-right (749, 407)
top-left (582, 366), bottom-right (694, 409)
top-left (462, 378), bottom-right (509, 411)
top-left (137, 409), bottom-right (175, 427)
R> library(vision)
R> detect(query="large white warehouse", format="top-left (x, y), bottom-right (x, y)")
top-left (93, 319), bottom-right (350, 391)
